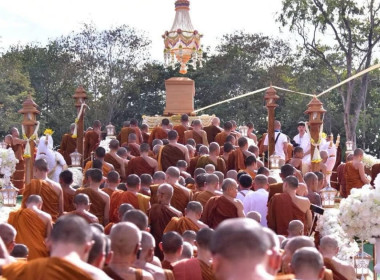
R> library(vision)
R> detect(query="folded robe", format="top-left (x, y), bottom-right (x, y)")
top-left (159, 145), bottom-right (186, 172)
top-left (164, 216), bottom-right (200, 234)
top-left (201, 196), bottom-right (238, 229)
top-left (193, 191), bottom-right (215, 207)
top-left (126, 156), bottom-right (155, 176)
top-left (171, 184), bottom-right (192, 213)
top-left (109, 191), bottom-right (150, 222)
top-left (75, 188), bottom-right (106, 225)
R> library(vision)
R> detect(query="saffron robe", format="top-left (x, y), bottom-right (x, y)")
top-left (142, 132), bottom-right (150, 144)
top-left (337, 163), bottom-right (347, 198)
top-left (173, 125), bottom-right (189, 144)
top-left (150, 184), bottom-right (159, 205)
top-left (267, 192), bottom-right (307, 235)
top-left (227, 148), bottom-right (246, 171)
top-left (149, 204), bottom-right (182, 258)
top-left (103, 267), bottom-right (143, 280)
top-left (75, 188), bottom-right (106, 225)
top-left (8, 208), bottom-right (48, 260)
top-left (344, 161), bottom-right (364, 196)
top-left (126, 156), bottom-right (155, 176)
top-left (22, 179), bottom-right (60, 221)
top-left (104, 222), bottom-right (114, 235)
top-left (63, 190), bottom-right (75, 212)
top-left (171, 184), bottom-right (192, 213)
top-left (184, 130), bottom-right (207, 146)
top-left (323, 258), bottom-right (347, 280)
top-left (117, 127), bottom-right (143, 146)
top-left (193, 191), bottom-right (215, 207)
top-left (187, 156), bottom-right (200, 177)
top-left (201, 196), bottom-right (238, 229)
top-left (196, 155), bottom-right (226, 175)
top-left (2, 257), bottom-right (94, 280)
top-left (84, 130), bottom-right (100, 163)
top-left (268, 183), bottom-right (283, 202)
top-left (83, 160), bottom-right (113, 176)
top-left (159, 145), bottom-right (186, 172)
top-left (173, 258), bottom-right (216, 280)
top-left (109, 191), bottom-right (150, 222)
top-left (59, 133), bottom-right (76, 166)
top-left (104, 153), bottom-right (122, 176)
top-left (203, 125), bottom-right (222, 144)
top-left (10, 138), bottom-right (25, 191)
top-left (127, 143), bottom-right (141, 157)
top-left (148, 127), bottom-right (168, 146)
top-left (164, 216), bottom-right (200, 234)
top-left (214, 131), bottom-right (229, 147)
top-left (102, 187), bottom-right (115, 197)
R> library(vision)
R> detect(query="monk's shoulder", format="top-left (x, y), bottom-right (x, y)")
top-left (35, 208), bottom-right (52, 224)
top-left (97, 189), bottom-right (110, 202)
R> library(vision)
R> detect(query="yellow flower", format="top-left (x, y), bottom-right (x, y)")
top-left (22, 134), bottom-right (27, 140)
top-left (23, 153), bottom-right (31, 159)
top-left (44, 128), bottom-right (54, 136)
top-left (30, 135), bottom-right (36, 140)
top-left (71, 134), bottom-right (77, 139)
top-left (321, 132), bottom-right (327, 139)
top-left (75, 118), bottom-right (79, 124)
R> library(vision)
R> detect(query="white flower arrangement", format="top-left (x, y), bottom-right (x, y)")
top-left (339, 174), bottom-right (380, 244)
top-left (316, 208), bottom-right (359, 261)
top-left (0, 148), bottom-right (19, 178)
top-left (99, 138), bottom-right (111, 153)
top-left (68, 167), bottom-right (83, 188)
top-left (362, 153), bottom-right (380, 169)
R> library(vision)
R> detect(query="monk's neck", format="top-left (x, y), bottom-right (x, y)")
top-left (89, 183), bottom-right (101, 190)
top-left (166, 180), bottom-right (178, 185)
top-left (109, 150), bottom-right (118, 155)
top-left (159, 201), bottom-right (170, 206)
top-left (109, 254), bottom-right (134, 269)
top-left (168, 140), bottom-right (177, 145)
top-left (321, 252), bottom-right (336, 259)
top-left (34, 173), bottom-right (48, 180)
top-left (127, 189), bottom-right (138, 195)
top-left (50, 243), bottom-right (86, 261)
top-left (107, 184), bottom-right (118, 191)
top-left (286, 190), bottom-right (297, 198)
top-left (163, 253), bottom-right (179, 264)
top-left (197, 249), bottom-right (212, 265)
top-left (185, 214), bottom-right (199, 224)
top-left (205, 188), bottom-right (215, 194)
top-left (223, 194), bottom-right (235, 202)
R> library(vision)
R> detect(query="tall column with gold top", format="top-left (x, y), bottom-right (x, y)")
top-left (305, 96), bottom-right (326, 172)
top-left (18, 96), bottom-right (40, 186)
top-left (73, 86), bottom-right (88, 167)
top-left (264, 86), bottom-right (280, 159)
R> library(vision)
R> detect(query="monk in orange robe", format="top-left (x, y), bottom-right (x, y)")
top-left (173, 228), bottom-right (215, 280)
top-left (117, 122), bottom-right (135, 146)
top-left (239, 155), bottom-right (257, 180)
top-left (141, 124), bottom-right (150, 144)
top-left (227, 137), bottom-right (253, 171)
top-left (104, 139), bottom-right (126, 178)
top-left (67, 193), bottom-right (99, 223)
top-left (196, 143), bottom-right (226, 174)
top-left (59, 170), bottom-right (76, 212)
top-left (158, 130), bottom-right (189, 172)
top-left (9, 195), bottom-right (52, 260)
top-left (109, 174), bottom-right (150, 222)
top-left (193, 174), bottom-right (220, 207)
top-left (148, 118), bottom-right (170, 147)
top-left (76, 168), bottom-right (110, 225)
top-left (2, 215), bottom-right (112, 280)
top-left (83, 120), bottom-right (101, 164)
top-left (344, 148), bottom-right (370, 196)
top-left (173, 114), bottom-right (191, 144)
top-left (184, 120), bottom-right (208, 146)
top-left (201, 178), bottom-right (244, 229)
top-left (164, 201), bottom-right (208, 234)
top-left (267, 176), bottom-right (312, 235)
top-left (214, 121), bottom-right (233, 147)
top-left (203, 117), bottom-right (222, 144)
top-left (124, 132), bottom-right (141, 157)
top-left (165, 166), bottom-right (192, 213)
top-left (126, 143), bottom-right (157, 176)
top-left (22, 159), bottom-right (63, 221)
top-left (8, 127), bottom-right (26, 192)
top-left (188, 155), bottom-right (200, 177)
top-left (58, 123), bottom-right (76, 166)
top-left (148, 183), bottom-right (183, 258)
top-left (102, 170), bottom-right (120, 198)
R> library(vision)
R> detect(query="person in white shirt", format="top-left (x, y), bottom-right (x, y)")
top-left (236, 174), bottom-right (253, 203)
top-left (243, 175), bottom-right (269, 227)
top-left (263, 120), bottom-right (288, 164)
top-left (293, 122), bottom-right (311, 165)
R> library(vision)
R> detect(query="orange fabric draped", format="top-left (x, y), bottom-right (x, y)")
top-left (68, 211), bottom-right (95, 224)
top-left (75, 188), bottom-right (106, 225)
top-left (137, 193), bottom-right (150, 214)
top-left (150, 184), bottom-right (159, 205)
top-left (84, 131), bottom-right (100, 163)
top-left (142, 132), bottom-right (150, 144)
top-left (104, 222), bottom-right (114, 235)
top-left (2, 257), bottom-right (93, 280)
top-left (126, 156), bottom-right (155, 176)
top-left (59, 133), bottom-right (76, 166)
top-left (201, 196), bottom-right (238, 229)
top-left (214, 131), bottom-right (229, 147)
top-left (159, 145), bottom-right (185, 172)
top-left (185, 130), bottom-right (203, 145)
top-left (173, 258), bottom-right (203, 280)
top-left (104, 153), bottom-right (122, 175)
top-left (258, 133), bottom-right (267, 156)
top-left (173, 125), bottom-right (188, 144)
top-left (109, 191), bottom-right (149, 222)
top-left (127, 143), bottom-right (140, 157)
top-left (164, 217), bottom-right (200, 234)
top-left (171, 184), bottom-right (191, 213)
top-left (344, 161), bottom-right (364, 196)
top-left (323, 258), bottom-right (347, 280)
top-left (83, 160), bottom-right (113, 177)
top-left (102, 188), bottom-right (114, 197)
top-left (204, 125), bottom-right (222, 144)
top-left (268, 183), bottom-right (283, 202)
top-left (187, 156), bottom-right (200, 177)
top-left (117, 127), bottom-right (139, 146)
top-left (227, 148), bottom-right (246, 171)
top-left (10, 139), bottom-right (25, 191)
top-left (22, 179), bottom-right (59, 221)
top-left (199, 260), bottom-right (216, 280)
top-left (337, 164), bottom-right (347, 198)
top-left (8, 209), bottom-right (48, 260)
top-left (193, 191), bottom-right (215, 207)
top-left (196, 156), bottom-right (226, 175)
top-left (148, 127), bottom-right (168, 146)
top-left (241, 168), bottom-right (256, 180)
top-left (63, 191), bottom-right (74, 212)
top-left (267, 192), bottom-right (307, 235)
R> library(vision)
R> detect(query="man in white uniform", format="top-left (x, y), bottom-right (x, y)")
top-left (263, 120), bottom-right (288, 166)
top-left (293, 122), bottom-right (311, 166)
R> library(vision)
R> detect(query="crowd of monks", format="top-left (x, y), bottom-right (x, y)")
top-left (0, 114), bottom-right (374, 280)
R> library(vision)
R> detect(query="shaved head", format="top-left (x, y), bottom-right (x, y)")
top-left (162, 231), bottom-right (183, 254)
top-left (141, 231), bottom-right (155, 251)
top-left (196, 228), bottom-right (214, 250)
top-left (157, 183), bottom-right (174, 202)
top-left (26, 194), bottom-right (43, 205)
top-left (285, 236), bottom-right (315, 256)
top-left (73, 193), bottom-right (90, 206)
top-left (166, 166), bottom-right (180, 179)
top-left (109, 139), bottom-right (119, 150)
top-left (319, 235), bottom-right (339, 255)
top-left (122, 210), bottom-right (148, 231)
top-left (291, 247), bottom-right (324, 278)
top-left (226, 170), bottom-right (238, 181)
top-left (153, 171), bottom-right (166, 182)
top-left (186, 201), bottom-right (203, 215)
top-left (209, 142), bottom-right (220, 154)
top-left (50, 215), bottom-right (92, 246)
top-left (0, 223), bottom-right (16, 247)
top-left (118, 203), bottom-right (134, 220)
top-left (34, 158), bottom-right (48, 172)
top-left (221, 178), bottom-right (238, 192)
top-left (110, 222), bottom-right (141, 256)
top-left (246, 211), bottom-right (262, 223)
top-left (288, 220), bottom-right (304, 237)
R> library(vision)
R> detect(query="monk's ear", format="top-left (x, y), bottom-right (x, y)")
top-left (318, 267), bottom-right (325, 279)
top-left (84, 240), bottom-right (95, 255)
top-left (159, 242), bottom-right (163, 252)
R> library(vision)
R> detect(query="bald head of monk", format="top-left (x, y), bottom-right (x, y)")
top-left (181, 114), bottom-right (189, 125)
top-left (223, 121), bottom-right (232, 132)
top-left (140, 174), bottom-right (152, 188)
top-left (205, 164), bottom-right (215, 174)
top-left (0, 223), bottom-right (16, 253)
top-left (110, 222), bottom-right (141, 262)
top-left (195, 173), bottom-right (207, 191)
top-left (109, 139), bottom-right (120, 151)
top-left (152, 144), bottom-right (162, 156)
top-left (319, 235), bottom-right (339, 258)
top-left (209, 142), bottom-right (220, 156)
top-left (107, 170), bottom-right (120, 186)
top-left (237, 137), bottom-right (248, 150)
top-left (118, 203), bottom-right (134, 221)
top-left (88, 225), bottom-right (106, 268)
top-left (283, 175), bottom-right (299, 193)
top-left (139, 231), bottom-right (156, 263)
top-left (291, 247), bottom-right (325, 280)
top-left (180, 242), bottom-right (193, 260)
top-left (221, 178), bottom-right (238, 199)
top-left (153, 171), bottom-right (166, 184)
top-left (196, 227), bottom-right (214, 251)
top-left (280, 164), bottom-right (295, 179)
top-left (33, 158), bottom-right (49, 176)
top-left (139, 143), bottom-right (150, 155)
top-left (176, 160), bottom-right (188, 170)
top-left (182, 230), bottom-right (196, 245)
top-left (288, 220), bottom-right (304, 238)
top-left (211, 218), bottom-right (271, 280)
top-left (128, 133), bottom-right (137, 143)
top-left (205, 174), bottom-right (219, 192)
top-left (246, 211), bottom-right (261, 223)
top-left (167, 130), bottom-right (178, 142)
top-left (192, 119), bottom-right (202, 130)
top-left (226, 170), bottom-right (238, 181)
top-left (274, 120), bottom-right (281, 130)
top-left (253, 174), bottom-right (268, 191)
top-left (166, 166), bottom-right (180, 185)
top-left (126, 174), bottom-right (141, 192)
top-left (198, 145), bottom-right (209, 156)
top-left (86, 168), bottom-right (103, 185)
top-left (211, 117), bottom-right (220, 126)
top-left (283, 236), bottom-right (315, 273)
top-left (262, 227), bottom-right (282, 275)
top-left (47, 215), bottom-right (93, 261)
top-left (185, 201), bottom-right (203, 219)
top-left (152, 139), bottom-right (164, 147)
top-left (130, 119), bottom-right (138, 127)
top-left (73, 193), bottom-right (90, 210)
top-left (26, 194), bottom-right (43, 209)
top-left (94, 147), bottom-right (106, 159)
top-left (159, 231), bottom-right (183, 261)
top-left (122, 209), bottom-right (148, 231)
top-left (304, 172), bottom-right (318, 192)
top-left (157, 183), bottom-right (173, 205)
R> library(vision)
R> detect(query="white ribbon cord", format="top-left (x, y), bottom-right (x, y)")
top-left (72, 103), bottom-right (89, 138)
top-left (305, 122), bottom-right (324, 163)
top-left (22, 121), bottom-right (40, 158)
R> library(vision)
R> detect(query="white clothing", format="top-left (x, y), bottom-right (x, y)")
top-left (293, 133), bottom-right (311, 164)
top-left (236, 189), bottom-right (253, 203)
top-left (243, 188), bottom-right (269, 227)
top-left (263, 132), bottom-right (288, 160)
